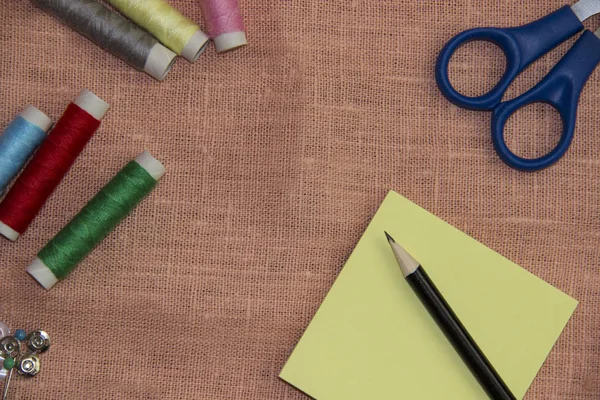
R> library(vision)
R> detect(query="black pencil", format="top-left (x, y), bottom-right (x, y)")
top-left (385, 232), bottom-right (516, 400)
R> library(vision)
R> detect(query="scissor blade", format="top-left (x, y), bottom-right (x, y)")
top-left (572, 0), bottom-right (600, 22)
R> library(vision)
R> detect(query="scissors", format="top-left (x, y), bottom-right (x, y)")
top-left (436, 0), bottom-right (600, 171)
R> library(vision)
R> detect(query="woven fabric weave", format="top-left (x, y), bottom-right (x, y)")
top-left (0, 0), bottom-right (598, 398)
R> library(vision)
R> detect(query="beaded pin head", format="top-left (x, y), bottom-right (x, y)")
top-left (0, 323), bottom-right (50, 400)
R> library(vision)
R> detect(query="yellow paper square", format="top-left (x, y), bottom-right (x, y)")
top-left (280, 191), bottom-right (578, 399)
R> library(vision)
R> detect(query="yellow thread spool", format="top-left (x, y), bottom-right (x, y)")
top-left (107, 0), bottom-right (209, 62)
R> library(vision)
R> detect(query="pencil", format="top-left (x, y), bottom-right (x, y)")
top-left (384, 231), bottom-right (516, 400)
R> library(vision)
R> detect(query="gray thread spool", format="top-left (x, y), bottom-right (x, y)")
top-left (31, 0), bottom-right (177, 80)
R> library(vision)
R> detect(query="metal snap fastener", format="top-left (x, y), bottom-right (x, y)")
top-left (0, 337), bottom-right (21, 358)
top-left (17, 355), bottom-right (40, 377)
top-left (26, 331), bottom-right (50, 354)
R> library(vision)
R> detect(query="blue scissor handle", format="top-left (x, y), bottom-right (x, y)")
top-left (492, 31), bottom-right (600, 171)
top-left (436, 5), bottom-right (583, 111)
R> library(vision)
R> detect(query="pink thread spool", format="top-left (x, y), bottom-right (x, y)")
top-left (200, 0), bottom-right (247, 52)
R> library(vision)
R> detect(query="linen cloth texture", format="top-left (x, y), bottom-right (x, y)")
top-left (0, 0), bottom-right (598, 398)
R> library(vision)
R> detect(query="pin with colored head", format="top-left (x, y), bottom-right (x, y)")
top-left (0, 325), bottom-right (51, 400)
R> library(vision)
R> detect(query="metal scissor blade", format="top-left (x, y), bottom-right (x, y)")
top-left (572, 0), bottom-right (600, 22)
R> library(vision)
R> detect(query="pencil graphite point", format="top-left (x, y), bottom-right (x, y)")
top-left (384, 231), bottom-right (395, 243)
top-left (385, 232), bottom-right (420, 277)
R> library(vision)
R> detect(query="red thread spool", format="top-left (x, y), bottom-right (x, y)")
top-left (0, 89), bottom-right (109, 241)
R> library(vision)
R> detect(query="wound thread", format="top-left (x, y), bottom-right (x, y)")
top-left (28, 151), bottom-right (165, 290)
top-left (199, 0), bottom-right (247, 52)
top-left (107, 0), bottom-right (209, 62)
top-left (0, 107), bottom-right (52, 195)
top-left (31, 0), bottom-right (177, 80)
top-left (0, 90), bottom-right (109, 241)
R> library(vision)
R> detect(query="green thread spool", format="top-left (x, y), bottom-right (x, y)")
top-left (27, 151), bottom-right (165, 290)
top-left (106, 0), bottom-right (209, 62)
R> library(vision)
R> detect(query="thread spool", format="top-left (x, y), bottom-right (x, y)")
top-left (27, 151), bottom-right (165, 290)
top-left (107, 0), bottom-right (209, 63)
top-left (31, 0), bottom-right (177, 80)
top-left (0, 89), bottom-right (109, 241)
top-left (0, 107), bottom-right (52, 195)
top-left (199, 0), bottom-right (247, 52)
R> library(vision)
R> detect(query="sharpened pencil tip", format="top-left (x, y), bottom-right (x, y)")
top-left (385, 234), bottom-right (420, 277)
top-left (384, 231), bottom-right (395, 243)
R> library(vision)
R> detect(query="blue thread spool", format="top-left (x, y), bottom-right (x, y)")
top-left (0, 106), bottom-right (52, 195)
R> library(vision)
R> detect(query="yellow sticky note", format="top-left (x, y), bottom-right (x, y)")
top-left (280, 191), bottom-right (578, 400)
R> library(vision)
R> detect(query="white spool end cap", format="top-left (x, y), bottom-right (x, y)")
top-left (182, 30), bottom-right (210, 62)
top-left (144, 43), bottom-right (177, 81)
top-left (0, 221), bottom-right (19, 241)
top-left (135, 151), bottom-right (165, 181)
top-left (20, 106), bottom-right (52, 132)
top-left (27, 258), bottom-right (58, 290)
top-left (74, 89), bottom-right (110, 120)
top-left (214, 31), bottom-right (247, 53)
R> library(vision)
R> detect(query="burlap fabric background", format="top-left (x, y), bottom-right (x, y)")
top-left (0, 0), bottom-right (598, 398)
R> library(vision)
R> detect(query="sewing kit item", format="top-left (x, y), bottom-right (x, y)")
top-left (0, 326), bottom-right (8, 342)
top-left (199, 0), bottom-right (247, 52)
top-left (0, 89), bottom-right (109, 241)
top-left (31, 0), bottom-right (177, 81)
top-left (106, 0), bottom-right (209, 63)
top-left (27, 151), bottom-right (165, 290)
top-left (0, 324), bottom-right (51, 400)
top-left (0, 107), bottom-right (52, 195)
top-left (436, 0), bottom-right (600, 171)
top-left (12, 331), bottom-right (25, 343)
top-left (0, 324), bottom-right (9, 388)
